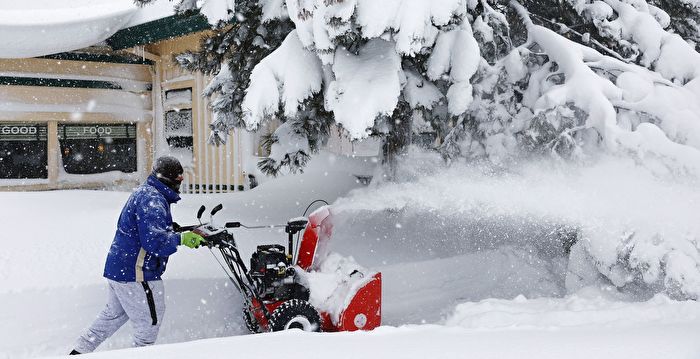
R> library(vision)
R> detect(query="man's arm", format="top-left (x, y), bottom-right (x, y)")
top-left (136, 196), bottom-right (180, 257)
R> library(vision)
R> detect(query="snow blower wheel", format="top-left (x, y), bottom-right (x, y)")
top-left (268, 299), bottom-right (321, 332)
top-left (242, 307), bottom-right (260, 334)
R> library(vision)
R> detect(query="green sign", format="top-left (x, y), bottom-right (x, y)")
top-left (0, 123), bottom-right (48, 141)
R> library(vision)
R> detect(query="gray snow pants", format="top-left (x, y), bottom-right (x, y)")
top-left (74, 279), bottom-right (166, 353)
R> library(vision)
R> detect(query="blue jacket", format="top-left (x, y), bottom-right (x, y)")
top-left (103, 175), bottom-right (181, 282)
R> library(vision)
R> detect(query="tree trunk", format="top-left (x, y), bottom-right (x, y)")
top-left (382, 101), bottom-right (412, 181)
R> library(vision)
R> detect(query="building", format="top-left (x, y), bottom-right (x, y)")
top-left (0, 5), bottom-right (255, 193)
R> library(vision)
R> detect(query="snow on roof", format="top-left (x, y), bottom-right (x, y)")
top-left (125, 0), bottom-right (178, 28)
top-left (0, 0), bottom-right (138, 58)
top-left (0, 0), bottom-right (186, 59)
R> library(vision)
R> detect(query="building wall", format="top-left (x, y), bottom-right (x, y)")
top-left (0, 57), bottom-right (153, 191)
top-left (146, 32), bottom-right (245, 194)
top-left (0, 32), bottom-right (246, 193)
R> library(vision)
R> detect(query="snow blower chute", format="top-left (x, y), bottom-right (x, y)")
top-left (176, 204), bottom-right (382, 333)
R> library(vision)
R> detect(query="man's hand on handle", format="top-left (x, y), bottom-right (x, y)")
top-left (181, 231), bottom-right (205, 248)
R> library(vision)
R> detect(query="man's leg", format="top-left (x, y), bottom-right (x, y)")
top-left (73, 280), bottom-right (128, 353)
top-left (112, 280), bottom-right (166, 347)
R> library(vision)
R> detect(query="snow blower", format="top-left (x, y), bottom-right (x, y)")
top-left (176, 203), bottom-right (382, 333)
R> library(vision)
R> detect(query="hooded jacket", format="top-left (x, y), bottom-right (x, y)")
top-left (103, 175), bottom-right (181, 282)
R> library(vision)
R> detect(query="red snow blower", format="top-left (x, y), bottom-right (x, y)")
top-left (176, 203), bottom-right (382, 333)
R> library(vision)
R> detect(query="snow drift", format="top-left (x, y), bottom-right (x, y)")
top-left (331, 150), bottom-right (700, 301)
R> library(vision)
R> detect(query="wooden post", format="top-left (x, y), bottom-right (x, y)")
top-left (47, 121), bottom-right (59, 186)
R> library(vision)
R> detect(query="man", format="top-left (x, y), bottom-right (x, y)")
top-left (71, 156), bottom-right (205, 355)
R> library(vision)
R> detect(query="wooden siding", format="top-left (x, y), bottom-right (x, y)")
top-left (147, 32), bottom-right (243, 193)
top-left (0, 30), bottom-right (244, 193)
top-left (0, 57), bottom-right (153, 191)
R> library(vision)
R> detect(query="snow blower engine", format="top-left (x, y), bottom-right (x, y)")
top-left (175, 203), bottom-right (382, 333)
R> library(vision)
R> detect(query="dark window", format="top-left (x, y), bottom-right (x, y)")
top-left (0, 123), bottom-right (48, 179)
top-left (165, 109), bottom-right (193, 151)
top-left (59, 124), bottom-right (137, 174)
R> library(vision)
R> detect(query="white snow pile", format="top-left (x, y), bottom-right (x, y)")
top-left (445, 289), bottom-right (700, 329)
top-left (32, 298), bottom-right (700, 359)
top-left (0, 154), bottom-right (374, 358)
top-left (332, 151), bottom-right (700, 301)
top-left (301, 253), bottom-right (376, 325)
top-left (145, 0), bottom-right (235, 25)
top-left (0, 0), bottom-right (137, 58)
top-left (1, 154), bottom-right (700, 358)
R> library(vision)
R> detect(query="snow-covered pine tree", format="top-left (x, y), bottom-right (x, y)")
top-left (139, 1), bottom-right (481, 175)
top-left (138, 0), bottom-right (700, 178)
top-left (140, 0), bottom-right (700, 300)
top-left (138, 0), bottom-right (338, 175)
top-left (235, 1), bottom-right (481, 175)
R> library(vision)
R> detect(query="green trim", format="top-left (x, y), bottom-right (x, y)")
top-left (107, 12), bottom-right (211, 50)
top-left (0, 76), bottom-right (122, 90)
top-left (40, 52), bottom-right (153, 65)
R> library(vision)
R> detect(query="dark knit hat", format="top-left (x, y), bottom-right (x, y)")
top-left (152, 156), bottom-right (184, 193)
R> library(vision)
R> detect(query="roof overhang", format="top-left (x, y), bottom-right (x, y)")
top-left (106, 11), bottom-right (211, 51)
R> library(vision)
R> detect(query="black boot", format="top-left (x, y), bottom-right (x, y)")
top-left (69, 349), bottom-right (81, 355)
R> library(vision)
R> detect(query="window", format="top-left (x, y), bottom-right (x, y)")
top-left (165, 109), bottom-right (193, 151)
top-left (0, 123), bottom-right (48, 179)
top-left (59, 124), bottom-right (137, 174)
top-left (163, 88), bottom-right (194, 155)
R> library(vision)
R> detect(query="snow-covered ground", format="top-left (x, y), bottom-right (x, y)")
top-left (1, 153), bottom-right (699, 358)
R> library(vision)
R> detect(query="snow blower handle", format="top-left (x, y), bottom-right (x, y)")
top-left (225, 222), bottom-right (241, 228)
top-left (196, 205), bottom-right (206, 223)
top-left (192, 224), bottom-right (234, 247)
top-left (285, 218), bottom-right (308, 259)
top-left (172, 222), bottom-right (198, 233)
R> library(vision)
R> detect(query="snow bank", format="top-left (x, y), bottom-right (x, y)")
top-left (33, 295), bottom-right (700, 359)
top-left (332, 152), bottom-right (700, 300)
top-left (377, 247), bottom-right (567, 324)
top-left (0, 153), bottom-right (372, 358)
top-left (2, 152), bottom-right (700, 358)
top-left (446, 290), bottom-right (700, 329)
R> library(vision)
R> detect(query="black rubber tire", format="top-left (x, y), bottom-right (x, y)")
top-left (242, 307), bottom-right (260, 334)
top-left (268, 299), bottom-right (322, 332)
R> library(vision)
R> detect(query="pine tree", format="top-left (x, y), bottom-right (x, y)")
top-left (137, 0), bottom-right (700, 177)
top-left (136, 0), bottom-right (700, 298)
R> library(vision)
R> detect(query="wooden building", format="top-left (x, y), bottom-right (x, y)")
top-left (0, 10), bottom-right (254, 193)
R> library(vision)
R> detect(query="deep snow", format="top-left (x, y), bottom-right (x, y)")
top-left (1, 153), bottom-right (699, 358)
top-left (0, 154), bottom-right (371, 358)
top-left (331, 150), bottom-right (700, 300)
